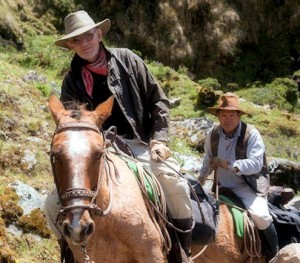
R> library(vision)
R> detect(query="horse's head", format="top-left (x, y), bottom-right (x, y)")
top-left (48, 94), bottom-right (114, 245)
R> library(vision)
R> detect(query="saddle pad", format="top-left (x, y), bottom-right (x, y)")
top-left (123, 158), bottom-right (155, 203)
top-left (220, 195), bottom-right (244, 239)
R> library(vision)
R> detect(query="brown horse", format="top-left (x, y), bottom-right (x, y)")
top-left (48, 94), bottom-right (267, 263)
top-left (191, 203), bottom-right (265, 263)
top-left (48, 94), bottom-right (165, 263)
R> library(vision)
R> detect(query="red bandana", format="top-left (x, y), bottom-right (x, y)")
top-left (81, 45), bottom-right (107, 97)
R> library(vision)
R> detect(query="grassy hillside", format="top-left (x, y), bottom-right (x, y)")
top-left (0, 1), bottom-right (299, 261)
top-left (0, 45), bottom-right (300, 263)
top-left (1, 0), bottom-right (300, 85)
top-left (0, 33), bottom-right (299, 262)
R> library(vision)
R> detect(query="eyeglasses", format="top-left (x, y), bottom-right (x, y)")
top-left (68, 29), bottom-right (97, 46)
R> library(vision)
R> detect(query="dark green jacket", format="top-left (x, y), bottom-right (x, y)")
top-left (60, 43), bottom-right (170, 144)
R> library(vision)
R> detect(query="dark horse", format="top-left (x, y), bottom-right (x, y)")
top-left (48, 94), bottom-right (165, 263)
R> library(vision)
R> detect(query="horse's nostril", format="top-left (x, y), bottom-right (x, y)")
top-left (86, 221), bottom-right (95, 235)
top-left (62, 222), bottom-right (71, 238)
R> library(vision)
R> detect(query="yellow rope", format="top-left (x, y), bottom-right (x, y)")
top-left (135, 161), bottom-right (172, 252)
top-left (243, 212), bottom-right (262, 259)
top-left (192, 245), bottom-right (208, 260)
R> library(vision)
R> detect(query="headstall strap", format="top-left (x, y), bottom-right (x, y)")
top-left (55, 122), bottom-right (101, 135)
top-left (61, 188), bottom-right (96, 201)
top-left (51, 122), bottom-right (111, 221)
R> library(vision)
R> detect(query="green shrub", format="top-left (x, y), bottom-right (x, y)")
top-left (147, 61), bottom-right (175, 82)
top-left (196, 86), bottom-right (219, 108)
top-left (286, 85), bottom-right (298, 110)
top-left (238, 77), bottom-right (299, 113)
top-left (177, 65), bottom-right (189, 75)
top-left (17, 35), bottom-right (72, 77)
top-left (198, 77), bottom-right (221, 90)
top-left (35, 83), bottom-right (51, 97)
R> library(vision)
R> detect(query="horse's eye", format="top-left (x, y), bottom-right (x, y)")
top-left (51, 154), bottom-right (59, 164)
top-left (51, 148), bottom-right (62, 163)
top-left (93, 150), bottom-right (104, 161)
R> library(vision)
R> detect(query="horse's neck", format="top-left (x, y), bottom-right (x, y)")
top-left (96, 151), bottom-right (120, 208)
top-left (95, 154), bottom-right (111, 209)
top-left (104, 151), bottom-right (119, 179)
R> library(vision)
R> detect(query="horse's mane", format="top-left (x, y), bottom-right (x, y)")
top-left (63, 101), bottom-right (89, 120)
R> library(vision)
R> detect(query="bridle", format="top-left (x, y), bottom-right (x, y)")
top-left (50, 122), bottom-right (113, 225)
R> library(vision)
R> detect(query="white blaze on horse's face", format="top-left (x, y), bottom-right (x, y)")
top-left (66, 131), bottom-right (90, 189)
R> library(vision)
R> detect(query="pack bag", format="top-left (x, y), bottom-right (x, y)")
top-left (268, 186), bottom-right (300, 249)
top-left (268, 197), bottom-right (300, 248)
top-left (183, 173), bottom-right (219, 245)
top-left (268, 186), bottom-right (295, 205)
top-left (211, 121), bottom-right (270, 195)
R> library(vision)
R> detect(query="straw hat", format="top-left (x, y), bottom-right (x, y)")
top-left (55, 10), bottom-right (111, 49)
top-left (207, 92), bottom-right (247, 116)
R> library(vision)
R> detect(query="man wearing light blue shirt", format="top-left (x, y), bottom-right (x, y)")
top-left (198, 92), bottom-right (279, 261)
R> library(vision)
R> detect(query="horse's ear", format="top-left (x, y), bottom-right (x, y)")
top-left (94, 95), bottom-right (114, 126)
top-left (48, 94), bottom-right (66, 125)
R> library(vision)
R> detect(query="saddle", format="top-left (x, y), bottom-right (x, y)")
top-left (202, 185), bottom-right (300, 252)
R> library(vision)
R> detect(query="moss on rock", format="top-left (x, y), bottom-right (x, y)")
top-left (0, 212), bottom-right (17, 262)
top-left (16, 208), bottom-right (51, 238)
top-left (0, 187), bottom-right (23, 225)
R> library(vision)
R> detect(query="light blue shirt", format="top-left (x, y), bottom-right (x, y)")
top-left (200, 121), bottom-right (265, 189)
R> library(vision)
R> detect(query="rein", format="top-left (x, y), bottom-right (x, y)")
top-left (50, 122), bottom-right (113, 225)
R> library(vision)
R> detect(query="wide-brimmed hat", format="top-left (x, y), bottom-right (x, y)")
top-left (55, 10), bottom-right (111, 49)
top-left (207, 92), bottom-right (247, 116)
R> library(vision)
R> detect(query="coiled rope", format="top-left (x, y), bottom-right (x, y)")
top-left (243, 212), bottom-right (262, 260)
top-left (215, 170), bottom-right (261, 261)
top-left (218, 196), bottom-right (262, 261)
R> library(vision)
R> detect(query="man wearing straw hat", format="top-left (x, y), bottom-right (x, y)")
top-left (198, 92), bottom-right (279, 261)
top-left (45, 10), bottom-right (194, 262)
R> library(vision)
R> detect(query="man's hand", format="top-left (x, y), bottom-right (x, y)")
top-left (150, 140), bottom-right (172, 161)
top-left (210, 157), bottom-right (229, 170)
top-left (197, 175), bottom-right (207, 186)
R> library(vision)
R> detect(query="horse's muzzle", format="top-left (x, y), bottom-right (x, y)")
top-left (62, 209), bottom-right (95, 245)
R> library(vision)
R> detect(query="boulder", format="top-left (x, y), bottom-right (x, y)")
top-left (270, 243), bottom-right (300, 263)
top-left (268, 158), bottom-right (300, 192)
top-left (8, 180), bottom-right (44, 215)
